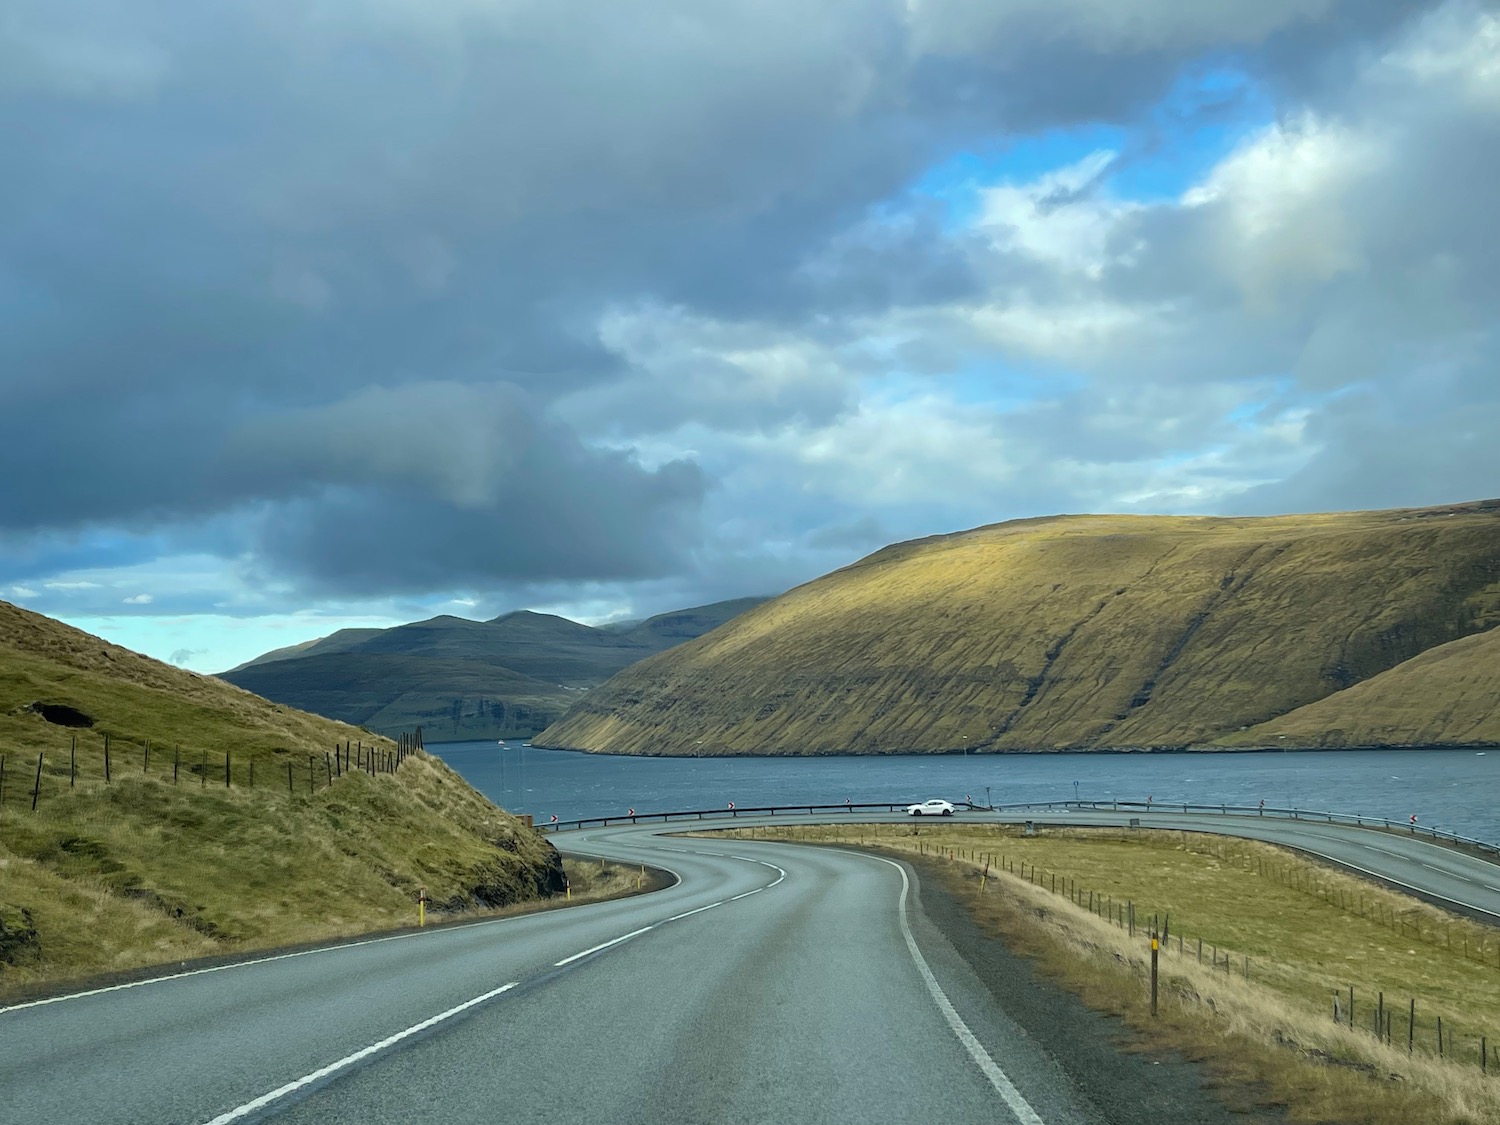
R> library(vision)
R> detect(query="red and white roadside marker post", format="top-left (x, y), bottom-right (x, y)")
top-left (418, 886), bottom-right (428, 929)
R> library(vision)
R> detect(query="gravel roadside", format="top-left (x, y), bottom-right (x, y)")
top-left (910, 855), bottom-right (1287, 1125)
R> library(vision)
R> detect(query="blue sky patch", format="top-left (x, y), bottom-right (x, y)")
top-left (906, 59), bottom-right (1274, 229)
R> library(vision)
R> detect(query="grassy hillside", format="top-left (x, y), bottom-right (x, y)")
top-left (0, 600), bottom-right (562, 993)
top-left (220, 599), bottom-right (770, 740)
top-left (227, 627), bottom-right (385, 671)
top-left (1223, 626), bottom-right (1500, 748)
top-left (535, 500), bottom-right (1500, 755)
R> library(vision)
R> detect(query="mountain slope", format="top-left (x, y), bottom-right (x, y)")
top-left (534, 501), bottom-right (1500, 755)
top-left (218, 598), bottom-right (770, 740)
top-left (0, 600), bottom-right (561, 992)
top-left (1222, 625), bottom-right (1500, 749)
top-left (227, 627), bottom-right (384, 671)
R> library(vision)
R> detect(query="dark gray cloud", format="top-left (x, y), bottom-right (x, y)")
top-left (0, 0), bottom-right (1478, 640)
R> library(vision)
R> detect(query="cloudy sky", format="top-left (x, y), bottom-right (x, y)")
top-left (3, 0), bottom-right (1497, 672)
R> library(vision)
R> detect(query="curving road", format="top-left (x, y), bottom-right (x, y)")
top-left (1, 811), bottom-right (1495, 1124)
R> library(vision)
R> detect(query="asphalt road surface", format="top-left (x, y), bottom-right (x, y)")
top-left (2, 810), bottom-right (1495, 1124)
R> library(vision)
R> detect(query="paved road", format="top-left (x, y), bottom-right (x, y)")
top-left (2, 811), bottom-right (1495, 1124)
top-left (982, 807), bottom-right (1500, 920)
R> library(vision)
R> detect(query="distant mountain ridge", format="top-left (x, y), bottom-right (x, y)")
top-left (218, 597), bottom-right (770, 740)
top-left (534, 500), bottom-right (1500, 755)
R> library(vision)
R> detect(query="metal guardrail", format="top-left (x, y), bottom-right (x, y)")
top-left (539, 798), bottom-right (1500, 859)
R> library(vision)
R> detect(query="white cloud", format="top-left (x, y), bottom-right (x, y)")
top-left (1381, 2), bottom-right (1500, 110)
top-left (977, 150), bottom-right (1139, 278)
top-left (1181, 113), bottom-right (1385, 308)
top-left (123, 593), bottom-right (154, 605)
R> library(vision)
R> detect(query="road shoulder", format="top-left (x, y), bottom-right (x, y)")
top-left (908, 855), bottom-right (1287, 1125)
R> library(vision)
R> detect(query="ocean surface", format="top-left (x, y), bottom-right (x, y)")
top-left (430, 743), bottom-right (1500, 842)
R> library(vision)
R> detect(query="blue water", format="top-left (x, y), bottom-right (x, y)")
top-left (430, 743), bottom-right (1500, 842)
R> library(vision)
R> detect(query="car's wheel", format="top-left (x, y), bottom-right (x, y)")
top-left (942, 808), bottom-right (952, 816)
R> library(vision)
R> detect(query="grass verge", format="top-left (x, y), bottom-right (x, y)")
top-left (714, 822), bottom-right (1500, 1125)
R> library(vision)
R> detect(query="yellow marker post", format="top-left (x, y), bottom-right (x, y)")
top-left (1150, 935), bottom-right (1160, 1016)
top-left (418, 886), bottom-right (427, 928)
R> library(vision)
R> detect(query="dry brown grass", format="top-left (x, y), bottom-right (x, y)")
top-left (716, 822), bottom-right (1500, 1125)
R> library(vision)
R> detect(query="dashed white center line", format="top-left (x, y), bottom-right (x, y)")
top-left (554, 926), bottom-right (653, 967)
top-left (666, 902), bottom-right (722, 922)
top-left (198, 981), bottom-right (519, 1125)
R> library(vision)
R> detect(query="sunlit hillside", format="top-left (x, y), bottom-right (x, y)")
top-left (0, 600), bottom-right (561, 992)
top-left (535, 500), bottom-right (1500, 755)
top-left (1225, 625), bottom-right (1500, 748)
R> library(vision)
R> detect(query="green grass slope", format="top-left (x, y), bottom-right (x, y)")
top-left (219, 599), bottom-right (770, 740)
top-left (1220, 625), bottom-right (1500, 749)
top-left (0, 600), bottom-right (562, 993)
top-left (534, 500), bottom-right (1500, 755)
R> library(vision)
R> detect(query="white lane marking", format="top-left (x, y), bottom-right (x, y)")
top-left (870, 854), bottom-right (1047, 1125)
top-left (554, 926), bottom-right (653, 967)
top-left (3, 847), bottom-right (686, 1018)
top-left (547, 843), bottom-right (787, 968)
top-left (198, 981), bottom-right (518, 1125)
top-left (0, 928), bottom-right (438, 1016)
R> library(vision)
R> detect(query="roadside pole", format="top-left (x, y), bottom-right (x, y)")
top-left (1150, 932), bottom-right (1159, 1017)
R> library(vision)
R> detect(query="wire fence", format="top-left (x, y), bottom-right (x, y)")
top-left (0, 727), bottom-right (426, 816)
top-left (925, 839), bottom-right (1500, 1077)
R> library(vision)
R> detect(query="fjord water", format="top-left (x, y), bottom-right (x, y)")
top-left (431, 743), bottom-right (1500, 841)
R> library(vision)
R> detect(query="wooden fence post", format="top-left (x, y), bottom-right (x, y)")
top-left (31, 752), bottom-right (43, 811)
top-left (71, 736), bottom-right (76, 788)
top-left (105, 735), bottom-right (111, 783)
top-left (287, 761), bottom-right (294, 793)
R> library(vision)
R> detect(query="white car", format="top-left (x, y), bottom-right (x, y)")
top-left (906, 799), bottom-right (955, 817)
